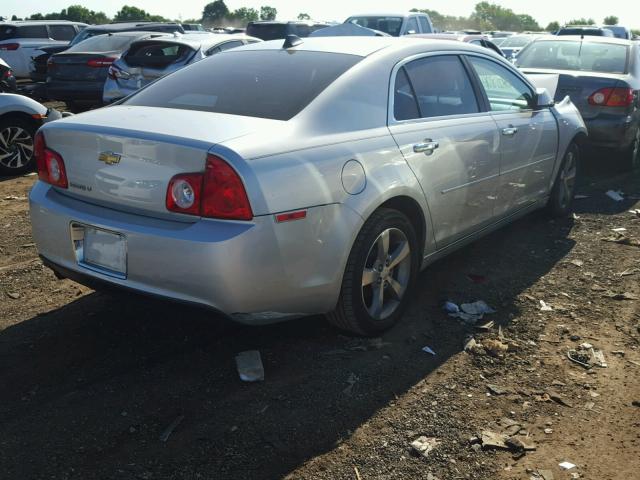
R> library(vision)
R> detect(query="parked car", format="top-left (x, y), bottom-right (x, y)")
top-left (0, 57), bottom-right (17, 92)
top-left (410, 33), bottom-right (504, 56)
top-left (104, 33), bottom-right (260, 103)
top-left (604, 25), bottom-right (632, 40)
top-left (29, 37), bottom-right (586, 335)
top-left (495, 34), bottom-right (548, 59)
top-left (0, 21), bottom-right (87, 78)
top-left (246, 21), bottom-right (330, 40)
top-left (344, 12), bottom-right (434, 36)
top-left (30, 22), bottom-right (186, 82)
top-left (181, 24), bottom-right (205, 32)
top-left (516, 36), bottom-right (640, 170)
top-left (556, 25), bottom-right (614, 37)
top-left (0, 93), bottom-right (63, 174)
top-left (46, 31), bottom-right (170, 109)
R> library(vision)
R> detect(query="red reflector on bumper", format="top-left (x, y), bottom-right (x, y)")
top-left (275, 210), bottom-right (307, 223)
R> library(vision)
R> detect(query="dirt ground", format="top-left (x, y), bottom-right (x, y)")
top-left (0, 156), bottom-right (639, 480)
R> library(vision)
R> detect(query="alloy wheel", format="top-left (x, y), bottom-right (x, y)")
top-left (361, 228), bottom-right (412, 321)
top-left (0, 126), bottom-right (34, 170)
top-left (558, 148), bottom-right (577, 209)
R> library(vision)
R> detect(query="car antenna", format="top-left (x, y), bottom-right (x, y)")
top-left (283, 34), bottom-right (303, 49)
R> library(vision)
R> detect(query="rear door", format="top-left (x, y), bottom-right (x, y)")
top-left (388, 54), bottom-right (501, 248)
top-left (466, 55), bottom-right (558, 216)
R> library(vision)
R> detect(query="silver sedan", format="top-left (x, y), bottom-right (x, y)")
top-left (29, 37), bottom-right (586, 335)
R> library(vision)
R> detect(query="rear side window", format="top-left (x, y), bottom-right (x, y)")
top-left (125, 42), bottom-right (194, 67)
top-left (66, 34), bottom-right (135, 53)
top-left (418, 17), bottom-right (431, 33)
top-left (394, 67), bottom-right (420, 120)
top-left (468, 57), bottom-right (533, 111)
top-left (16, 25), bottom-right (49, 39)
top-left (124, 50), bottom-right (361, 120)
top-left (0, 26), bottom-right (17, 41)
top-left (49, 25), bottom-right (77, 41)
top-left (517, 40), bottom-right (628, 73)
top-left (403, 55), bottom-right (479, 118)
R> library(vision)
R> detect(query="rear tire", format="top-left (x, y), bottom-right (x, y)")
top-left (619, 127), bottom-right (640, 172)
top-left (0, 116), bottom-right (37, 176)
top-left (327, 208), bottom-right (419, 336)
top-left (547, 142), bottom-right (579, 217)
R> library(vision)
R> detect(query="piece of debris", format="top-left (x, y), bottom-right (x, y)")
top-left (584, 401), bottom-right (595, 410)
top-left (574, 194), bottom-right (589, 199)
top-left (559, 461), bottom-right (576, 470)
top-left (443, 301), bottom-right (460, 314)
top-left (605, 190), bottom-right (624, 202)
top-left (601, 233), bottom-right (640, 247)
top-left (569, 259), bottom-right (584, 267)
top-left (611, 350), bottom-right (625, 357)
top-left (354, 466), bottom-right (362, 480)
top-left (547, 390), bottom-right (573, 408)
top-left (3, 195), bottom-right (27, 200)
top-left (475, 320), bottom-right (494, 331)
top-left (463, 335), bottom-right (482, 353)
top-left (446, 300), bottom-right (495, 324)
top-left (505, 435), bottom-right (537, 452)
top-left (567, 349), bottom-right (591, 368)
top-left (631, 400), bottom-right (640, 407)
top-left (486, 384), bottom-right (511, 396)
top-left (422, 346), bottom-right (436, 355)
top-left (235, 350), bottom-right (265, 382)
top-left (537, 469), bottom-right (555, 480)
top-left (611, 227), bottom-right (627, 233)
top-left (481, 430), bottom-right (508, 449)
top-left (618, 268), bottom-right (639, 277)
top-left (539, 300), bottom-right (553, 312)
top-left (568, 343), bottom-right (607, 369)
top-left (544, 428), bottom-right (553, 434)
top-left (410, 436), bottom-right (440, 458)
top-left (159, 415), bottom-right (184, 442)
top-left (603, 291), bottom-right (638, 301)
top-left (484, 339), bottom-right (509, 358)
top-left (6, 292), bottom-right (20, 300)
top-left (630, 209), bottom-right (640, 217)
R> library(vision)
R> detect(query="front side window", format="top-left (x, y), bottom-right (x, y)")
top-left (405, 17), bottom-right (419, 34)
top-left (418, 17), bottom-right (431, 33)
top-left (402, 55), bottom-right (479, 118)
top-left (468, 57), bottom-right (533, 111)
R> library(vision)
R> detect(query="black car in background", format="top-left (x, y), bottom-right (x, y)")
top-left (556, 25), bottom-right (614, 37)
top-left (45, 31), bottom-right (166, 110)
top-left (517, 36), bottom-right (640, 170)
top-left (30, 22), bottom-right (185, 82)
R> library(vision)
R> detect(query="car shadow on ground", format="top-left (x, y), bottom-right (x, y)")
top-left (0, 206), bottom-right (577, 478)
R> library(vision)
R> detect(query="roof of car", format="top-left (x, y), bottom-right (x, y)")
top-left (0, 20), bottom-right (87, 26)
top-left (534, 35), bottom-right (633, 45)
top-left (84, 22), bottom-right (182, 31)
top-left (346, 12), bottom-right (425, 18)
top-left (409, 34), bottom-right (486, 42)
top-left (129, 33), bottom-right (258, 49)
top-left (234, 36), bottom-right (492, 58)
top-left (247, 20), bottom-right (329, 25)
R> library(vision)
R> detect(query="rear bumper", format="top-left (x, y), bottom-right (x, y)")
top-left (583, 114), bottom-right (637, 150)
top-left (29, 181), bottom-right (359, 324)
top-left (46, 80), bottom-right (104, 103)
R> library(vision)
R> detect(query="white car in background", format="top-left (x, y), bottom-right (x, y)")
top-left (0, 21), bottom-right (87, 78)
top-left (103, 33), bottom-right (260, 103)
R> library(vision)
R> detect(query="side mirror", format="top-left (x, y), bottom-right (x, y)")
top-left (534, 87), bottom-right (554, 109)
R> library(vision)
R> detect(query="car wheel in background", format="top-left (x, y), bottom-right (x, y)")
top-left (619, 127), bottom-right (640, 172)
top-left (328, 208), bottom-right (419, 336)
top-left (547, 141), bottom-right (579, 217)
top-left (0, 116), bottom-right (37, 175)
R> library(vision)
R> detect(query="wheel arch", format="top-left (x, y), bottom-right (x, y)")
top-left (374, 195), bottom-right (427, 260)
top-left (0, 111), bottom-right (41, 132)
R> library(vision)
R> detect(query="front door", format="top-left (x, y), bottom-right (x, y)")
top-left (388, 54), bottom-right (501, 248)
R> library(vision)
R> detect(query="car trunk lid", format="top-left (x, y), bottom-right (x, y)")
top-left (521, 68), bottom-right (629, 119)
top-left (49, 52), bottom-right (118, 81)
top-left (41, 106), bottom-right (281, 220)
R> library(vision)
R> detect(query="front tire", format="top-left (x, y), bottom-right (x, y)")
top-left (547, 142), bottom-right (579, 217)
top-left (0, 116), bottom-right (37, 176)
top-left (328, 208), bottom-right (419, 336)
top-left (619, 127), bottom-right (640, 172)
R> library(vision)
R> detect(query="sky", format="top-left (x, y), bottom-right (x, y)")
top-left (2, 0), bottom-right (640, 29)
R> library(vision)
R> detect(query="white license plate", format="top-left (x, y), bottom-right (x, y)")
top-left (82, 227), bottom-right (126, 275)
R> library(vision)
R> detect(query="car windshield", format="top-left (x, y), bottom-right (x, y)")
top-left (500, 36), bottom-right (533, 48)
top-left (516, 40), bottom-right (628, 73)
top-left (558, 28), bottom-right (605, 36)
top-left (123, 50), bottom-right (362, 120)
top-left (66, 34), bottom-right (138, 53)
top-left (346, 16), bottom-right (404, 36)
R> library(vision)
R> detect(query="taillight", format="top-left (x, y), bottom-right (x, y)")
top-left (588, 87), bottom-right (634, 107)
top-left (34, 131), bottom-right (68, 188)
top-left (165, 155), bottom-right (253, 220)
top-left (0, 43), bottom-right (19, 51)
top-left (2, 69), bottom-right (11, 79)
top-left (87, 57), bottom-right (116, 68)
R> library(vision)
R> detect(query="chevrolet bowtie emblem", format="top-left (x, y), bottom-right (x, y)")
top-left (98, 151), bottom-right (122, 165)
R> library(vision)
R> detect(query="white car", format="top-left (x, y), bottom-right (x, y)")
top-left (0, 20), bottom-right (87, 78)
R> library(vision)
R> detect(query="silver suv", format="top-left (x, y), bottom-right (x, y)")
top-left (0, 21), bottom-right (87, 77)
top-left (344, 12), bottom-right (434, 36)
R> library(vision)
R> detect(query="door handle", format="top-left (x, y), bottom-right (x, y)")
top-left (413, 140), bottom-right (439, 155)
top-left (502, 126), bottom-right (518, 136)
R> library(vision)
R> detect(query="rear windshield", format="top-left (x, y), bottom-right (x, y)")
top-left (246, 23), bottom-right (288, 40)
top-left (66, 34), bottom-right (138, 53)
top-left (123, 50), bottom-right (361, 120)
top-left (125, 41), bottom-right (194, 67)
top-left (0, 26), bottom-right (17, 41)
top-left (558, 28), bottom-right (606, 36)
top-left (500, 36), bottom-right (533, 48)
top-left (517, 40), bottom-right (629, 73)
top-left (346, 16), bottom-right (404, 36)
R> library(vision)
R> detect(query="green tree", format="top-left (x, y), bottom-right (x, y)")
top-left (114, 6), bottom-right (166, 22)
top-left (202, 0), bottom-right (229, 24)
top-left (231, 7), bottom-right (259, 22)
top-left (566, 18), bottom-right (596, 25)
top-left (516, 14), bottom-right (540, 31)
top-left (297, 13), bottom-right (310, 20)
top-left (260, 6), bottom-right (277, 21)
top-left (603, 16), bottom-right (619, 25)
top-left (545, 21), bottom-right (560, 32)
